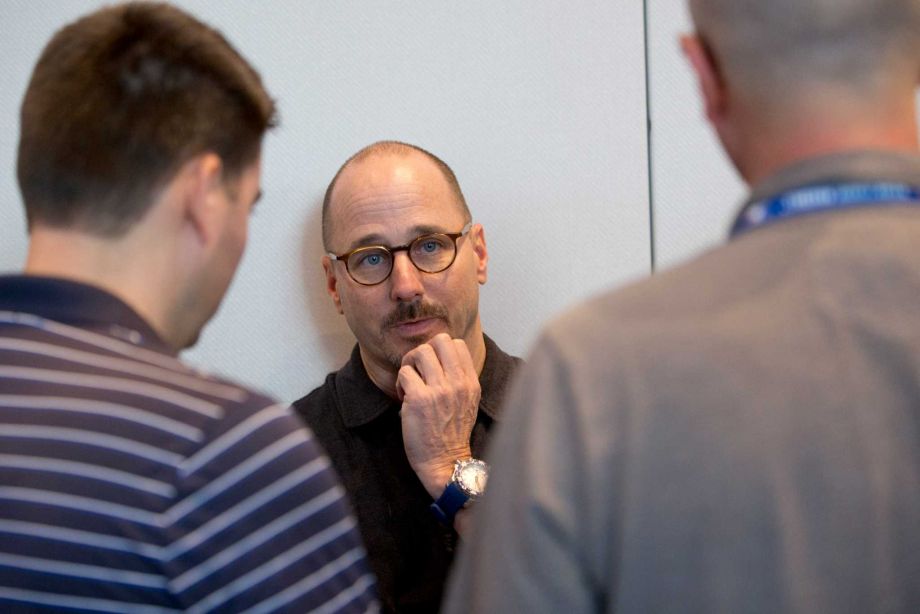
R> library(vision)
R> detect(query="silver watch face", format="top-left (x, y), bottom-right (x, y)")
top-left (454, 459), bottom-right (489, 498)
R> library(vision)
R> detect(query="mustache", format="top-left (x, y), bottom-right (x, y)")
top-left (384, 300), bottom-right (449, 328)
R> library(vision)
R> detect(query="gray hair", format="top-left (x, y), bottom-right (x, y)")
top-left (689, 0), bottom-right (920, 100)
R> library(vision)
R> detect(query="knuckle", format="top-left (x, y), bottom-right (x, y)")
top-left (401, 348), bottom-right (419, 366)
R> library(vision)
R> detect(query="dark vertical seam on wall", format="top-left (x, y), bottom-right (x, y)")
top-left (643, 0), bottom-right (657, 273)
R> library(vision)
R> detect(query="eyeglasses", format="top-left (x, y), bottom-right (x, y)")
top-left (328, 222), bottom-right (472, 286)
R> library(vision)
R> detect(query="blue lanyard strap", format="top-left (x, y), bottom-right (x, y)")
top-left (730, 182), bottom-right (920, 237)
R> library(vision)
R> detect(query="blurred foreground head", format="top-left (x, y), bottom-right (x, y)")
top-left (18, 1), bottom-right (275, 235)
top-left (685, 0), bottom-right (920, 182)
top-left (17, 2), bottom-right (277, 348)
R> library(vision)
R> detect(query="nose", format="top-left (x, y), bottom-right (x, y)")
top-left (388, 251), bottom-right (425, 302)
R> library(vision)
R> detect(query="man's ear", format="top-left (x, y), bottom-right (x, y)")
top-left (681, 34), bottom-right (728, 126)
top-left (470, 223), bottom-right (488, 285)
top-left (182, 152), bottom-right (225, 247)
top-left (322, 255), bottom-right (344, 314)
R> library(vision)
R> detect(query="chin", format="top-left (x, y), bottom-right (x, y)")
top-left (393, 326), bottom-right (447, 348)
top-left (379, 335), bottom-right (430, 370)
top-left (404, 332), bottom-right (436, 348)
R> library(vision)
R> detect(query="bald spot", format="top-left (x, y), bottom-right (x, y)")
top-left (322, 142), bottom-right (470, 251)
top-left (689, 0), bottom-right (920, 100)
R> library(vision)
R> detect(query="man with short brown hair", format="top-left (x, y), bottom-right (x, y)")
top-left (0, 4), bottom-right (376, 611)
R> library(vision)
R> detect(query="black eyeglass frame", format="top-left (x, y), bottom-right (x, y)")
top-left (327, 221), bottom-right (473, 286)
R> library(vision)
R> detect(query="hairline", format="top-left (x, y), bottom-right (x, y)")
top-left (321, 141), bottom-right (471, 251)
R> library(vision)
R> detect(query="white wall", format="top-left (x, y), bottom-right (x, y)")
top-left (0, 1), bottom-right (651, 402)
top-left (646, 0), bottom-right (746, 271)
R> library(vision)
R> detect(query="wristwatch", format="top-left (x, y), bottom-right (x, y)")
top-left (430, 458), bottom-right (489, 526)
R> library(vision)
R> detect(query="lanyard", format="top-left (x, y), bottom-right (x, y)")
top-left (730, 182), bottom-right (920, 237)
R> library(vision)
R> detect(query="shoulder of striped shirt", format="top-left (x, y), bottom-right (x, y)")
top-left (0, 310), bottom-right (266, 403)
top-left (0, 309), bottom-right (312, 467)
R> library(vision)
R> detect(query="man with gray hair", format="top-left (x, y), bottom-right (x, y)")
top-left (444, 0), bottom-right (920, 612)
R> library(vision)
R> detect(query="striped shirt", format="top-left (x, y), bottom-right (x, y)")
top-left (0, 275), bottom-right (378, 613)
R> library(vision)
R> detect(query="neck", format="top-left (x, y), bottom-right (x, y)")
top-left (733, 92), bottom-right (919, 186)
top-left (363, 324), bottom-right (488, 399)
top-left (25, 226), bottom-right (183, 349)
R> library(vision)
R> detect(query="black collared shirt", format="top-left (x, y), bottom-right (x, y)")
top-left (292, 335), bottom-right (522, 614)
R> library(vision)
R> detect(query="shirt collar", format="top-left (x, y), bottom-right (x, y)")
top-left (477, 335), bottom-right (520, 420)
top-left (333, 334), bottom-right (521, 429)
top-left (0, 274), bottom-right (174, 355)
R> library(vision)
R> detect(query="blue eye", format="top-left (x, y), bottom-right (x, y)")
top-left (351, 248), bottom-right (389, 271)
top-left (420, 240), bottom-right (440, 253)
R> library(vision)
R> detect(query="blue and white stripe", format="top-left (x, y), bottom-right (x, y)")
top-left (1, 306), bottom-right (377, 613)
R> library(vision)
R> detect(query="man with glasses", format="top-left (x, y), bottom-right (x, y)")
top-left (293, 141), bottom-right (521, 613)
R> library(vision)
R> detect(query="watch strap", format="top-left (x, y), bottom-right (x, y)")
top-left (430, 481), bottom-right (469, 526)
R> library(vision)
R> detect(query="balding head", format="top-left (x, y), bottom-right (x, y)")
top-left (322, 141), bottom-right (471, 251)
top-left (689, 0), bottom-right (920, 102)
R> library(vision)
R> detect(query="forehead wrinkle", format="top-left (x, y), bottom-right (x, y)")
top-left (330, 182), bottom-right (465, 251)
top-left (344, 184), bottom-right (429, 215)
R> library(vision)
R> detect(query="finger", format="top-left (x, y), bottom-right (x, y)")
top-left (396, 363), bottom-right (426, 402)
top-left (401, 343), bottom-right (445, 385)
top-left (450, 338), bottom-right (477, 378)
top-left (428, 333), bottom-right (465, 377)
top-left (400, 340), bottom-right (435, 368)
